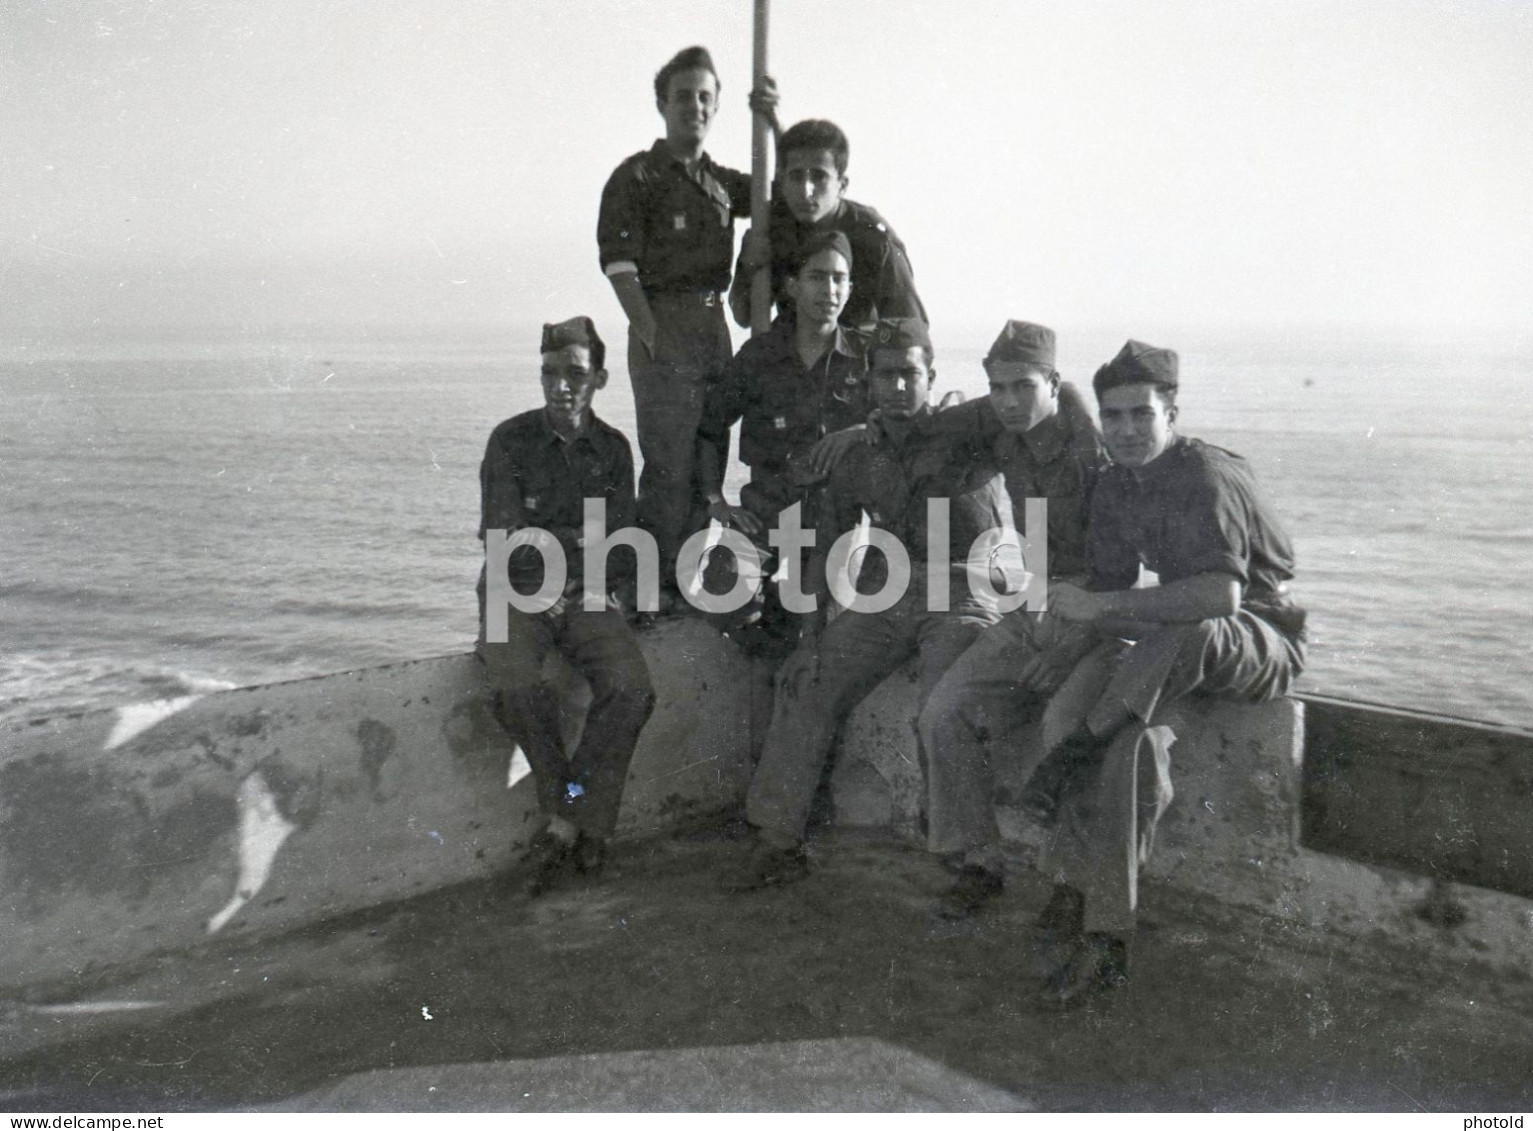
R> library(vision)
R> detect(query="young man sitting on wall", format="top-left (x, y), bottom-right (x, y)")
top-left (476, 317), bottom-right (656, 897)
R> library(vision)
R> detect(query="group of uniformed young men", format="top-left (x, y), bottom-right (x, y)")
top-left (476, 47), bottom-right (1307, 1009)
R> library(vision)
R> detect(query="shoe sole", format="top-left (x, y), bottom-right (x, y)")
top-left (1036, 965), bottom-right (1129, 1011)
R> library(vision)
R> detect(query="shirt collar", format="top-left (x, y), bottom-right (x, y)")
top-left (788, 198), bottom-right (848, 234)
top-left (538, 407), bottom-right (600, 447)
top-left (870, 403), bottom-right (934, 447)
top-left (647, 138), bottom-right (714, 179)
top-left (1121, 432), bottom-right (1186, 484)
top-left (766, 312), bottom-right (860, 367)
top-left (999, 407), bottom-right (1068, 464)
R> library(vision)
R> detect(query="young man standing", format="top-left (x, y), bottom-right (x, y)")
top-left (598, 46), bottom-right (752, 611)
top-left (729, 118), bottom-right (926, 334)
top-left (729, 317), bottom-right (1017, 890)
top-left (917, 320), bottom-right (1107, 919)
top-left (696, 229), bottom-right (868, 641)
top-left (476, 317), bottom-right (656, 897)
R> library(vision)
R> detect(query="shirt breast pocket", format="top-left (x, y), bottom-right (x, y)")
top-left (520, 465), bottom-right (563, 521)
top-left (579, 456), bottom-right (612, 495)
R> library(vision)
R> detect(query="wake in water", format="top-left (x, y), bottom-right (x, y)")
top-left (0, 655), bottom-right (237, 724)
top-left (2, 329), bottom-right (1531, 728)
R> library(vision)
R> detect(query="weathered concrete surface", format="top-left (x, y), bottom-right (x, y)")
top-left (8, 619), bottom-right (1533, 1008)
top-left (832, 673), bottom-right (1533, 980)
top-left (263, 1038), bottom-right (1029, 1112)
top-left (0, 619), bottom-right (759, 991)
top-left (1302, 693), bottom-right (1533, 897)
top-left (2, 831), bottom-right (1529, 1112)
top-left (831, 667), bottom-right (1304, 881)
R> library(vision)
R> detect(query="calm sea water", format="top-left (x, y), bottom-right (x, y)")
top-left (2, 326), bottom-right (1530, 728)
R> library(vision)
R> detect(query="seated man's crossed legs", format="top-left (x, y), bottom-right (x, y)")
top-left (1033, 611), bottom-right (1301, 1007)
top-left (922, 608), bottom-right (1301, 1006)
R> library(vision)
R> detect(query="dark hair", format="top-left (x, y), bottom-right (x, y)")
top-left (654, 46), bottom-right (719, 104)
top-left (788, 230), bottom-right (853, 276)
top-left (546, 337), bottom-right (605, 372)
top-left (1092, 379), bottom-right (1177, 411)
top-left (778, 119), bottom-right (849, 176)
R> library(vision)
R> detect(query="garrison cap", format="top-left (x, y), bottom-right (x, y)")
top-left (985, 320), bottom-right (1056, 371)
top-left (1092, 339), bottom-right (1178, 395)
top-left (791, 229), bottom-right (853, 272)
top-left (870, 315), bottom-right (932, 355)
top-left (541, 316), bottom-right (606, 368)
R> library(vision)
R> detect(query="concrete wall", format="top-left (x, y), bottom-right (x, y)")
top-left (829, 672), bottom-right (1304, 893)
top-left (8, 621), bottom-right (1533, 993)
top-left (832, 675), bottom-right (1533, 980)
top-left (1301, 694), bottom-right (1533, 898)
top-left (0, 619), bottom-right (762, 992)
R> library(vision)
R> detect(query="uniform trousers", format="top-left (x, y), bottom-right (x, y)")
top-left (746, 578), bottom-right (1001, 846)
top-left (476, 603), bottom-right (656, 839)
top-left (629, 293), bottom-right (733, 589)
top-left (921, 608), bottom-right (1303, 931)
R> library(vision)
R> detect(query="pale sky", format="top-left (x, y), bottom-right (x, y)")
top-left (3, 0), bottom-right (1530, 342)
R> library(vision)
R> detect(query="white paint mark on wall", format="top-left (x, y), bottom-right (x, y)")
top-left (507, 745), bottom-right (532, 789)
top-left (206, 771), bottom-right (297, 935)
top-left (25, 1000), bottom-right (167, 1015)
top-left (104, 695), bottom-right (202, 751)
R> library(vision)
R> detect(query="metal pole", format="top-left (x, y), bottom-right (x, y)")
top-left (749, 0), bottom-right (772, 337)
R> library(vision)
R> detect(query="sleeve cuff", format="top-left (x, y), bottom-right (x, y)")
top-left (604, 261), bottom-right (639, 279)
top-left (1182, 554), bottom-right (1249, 585)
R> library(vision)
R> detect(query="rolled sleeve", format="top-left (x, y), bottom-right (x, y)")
top-left (597, 163), bottom-right (645, 275)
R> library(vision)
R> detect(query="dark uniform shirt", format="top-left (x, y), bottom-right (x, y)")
top-left (924, 391), bottom-right (1106, 580)
top-left (744, 197), bottom-right (926, 332)
top-left (598, 141), bottom-right (752, 296)
top-left (478, 408), bottom-right (638, 596)
top-left (992, 407), bottom-right (1105, 581)
top-left (1086, 434), bottom-right (1302, 628)
top-left (699, 313), bottom-right (868, 483)
top-left (824, 406), bottom-right (1012, 593)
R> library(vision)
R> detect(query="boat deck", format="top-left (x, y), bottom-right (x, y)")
top-left (3, 825), bottom-right (1531, 1112)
